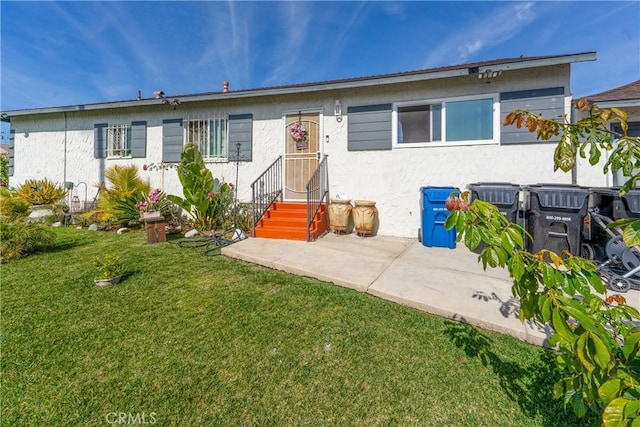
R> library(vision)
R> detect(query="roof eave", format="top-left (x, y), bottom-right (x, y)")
top-left (0, 51), bottom-right (597, 120)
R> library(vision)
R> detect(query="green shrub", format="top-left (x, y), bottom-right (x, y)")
top-left (84, 165), bottom-right (150, 226)
top-left (0, 219), bottom-right (56, 261)
top-left (0, 188), bottom-right (30, 221)
top-left (93, 253), bottom-right (125, 279)
top-left (15, 178), bottom-right (67, 205)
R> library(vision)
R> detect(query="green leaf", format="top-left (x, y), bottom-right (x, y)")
top-left (576, 333), bottom-right (596, 372)
top-left (509, 252), bottom-right (525, 281)
top-left (589, 141), bottom-right (601, 165)
top-left (603, 398), bottom-right (628, 427)
top-left (622, 329), bottom-right (640, 361)
top-left (444, 211), bottom-right (459, 231)
top-left (589, 332), bottom-right (612, 370)
top-left (599, 379), bottom-right (623, 406)
top-left (622, 220), bottom-right (640, 246)
top-left (464, 226), bottom-right (482, 250)
top-left (624, 399), bottom-right (640, 419)
top-left (554, 134), bottom-right (577, 172)
top-left (568, 389), bottom-right (589, 418)
top-left (552, 308), bottom-right (576, 343)
top-left (504, 225), bottom-right (524, 249)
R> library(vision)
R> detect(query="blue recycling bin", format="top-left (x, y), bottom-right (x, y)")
top-left (420, 186), bottom-right (456, 248)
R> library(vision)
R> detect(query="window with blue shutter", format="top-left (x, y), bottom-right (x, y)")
top-left (94, 123), bottom-right (108, 159)
top-left (130, 121), bottom-right (147, 158)
top-left (347, 104), bottom-right (392, 151)
top-left (228, 114), bottom-right (253, 161)
top-left (8, 129), bottom-right (15, 176)
top-left (162, 118), bottom-right (184, 162)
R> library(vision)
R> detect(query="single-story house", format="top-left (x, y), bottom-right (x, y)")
top-left (3, 51), bottom-right (614, 239)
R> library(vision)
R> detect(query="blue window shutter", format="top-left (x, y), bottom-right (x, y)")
top-left (347, 104), bottom-right (392, 151)
top-left (500, 87), bottom-right (565, 144)
top-left (94, 123), bottom-right (107, 158)
top-left (131, 121), bottom-right (147, 158)
top-left (228, 114), bottom-right (253, 161)
top-left (162, 118), bottom-right (183, 162)
top-left (8, 129), bottom-right (15, 176)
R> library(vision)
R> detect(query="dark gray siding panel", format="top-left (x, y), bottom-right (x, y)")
top-left (130, 121), bottom-right (147, 158)
top-left (162, 119), bottom-right (183, 162)
top-left (8, 129), bottom-right (15, 176)
top-left (347, 104), bottom-right (392, 151)
top-left (228, 114), bottom-right (252, 162)
top-left (94, 123), bottom-right (108, 158)
top-left (500, 87), bottom-right (564, 101)
top-left (501, 89), bottom-right (565, 145)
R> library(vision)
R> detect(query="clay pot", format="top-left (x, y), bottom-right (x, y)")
top-left (328, 199), bottom-right (352, 233)
top-left (352, 200), bottom-right (377, 236)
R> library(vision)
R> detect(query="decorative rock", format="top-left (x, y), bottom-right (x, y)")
top-left (52, 222), bottom-right (62, 227)
top-left (117, 227), bottom-right (129, 234)
top-left (88, 224), bottom-right (99, 231)
top-left (76, 226), bottom-right (83, 230)
top-left (184, 229), bottom-right (201, 238)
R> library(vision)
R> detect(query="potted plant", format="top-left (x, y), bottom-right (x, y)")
top-left (93, 253), bottom-right (125, 287)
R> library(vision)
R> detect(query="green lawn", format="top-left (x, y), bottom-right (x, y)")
top-left (1, 228), bottom-right (596, 426)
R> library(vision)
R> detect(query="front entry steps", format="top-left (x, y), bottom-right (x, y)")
top-left (253, 201), bottom-right (328, 241)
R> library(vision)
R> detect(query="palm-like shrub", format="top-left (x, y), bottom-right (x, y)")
top-left (84, 165), bottom-right (150, 225)
top-left (15, 178), bottom-right (67, 205)
top-left (0, 188), bottom-right (30, 221)
top-left (0, 220), bottom-right (56, 260)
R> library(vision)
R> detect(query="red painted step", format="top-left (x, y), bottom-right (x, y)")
top-left (253, 201), bottom-right (328, 241)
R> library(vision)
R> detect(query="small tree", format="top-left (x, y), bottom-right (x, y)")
top-left (167, 143), bottom-right (234, 231)
top-left (445, 99), bottom-right (640, 425)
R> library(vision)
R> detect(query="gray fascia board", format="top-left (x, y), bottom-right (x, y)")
top-left (592, 100), bottom-right (640, 109)
top-left (478, 52), bottom-right (596, 73)
top-left (1, 52), bottom-right (597, 120)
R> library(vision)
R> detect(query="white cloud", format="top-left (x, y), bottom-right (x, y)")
top-left (422, 2), bottom-right (536, 66)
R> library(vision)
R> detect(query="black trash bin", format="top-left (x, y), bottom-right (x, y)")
top-left (468, 183), bottom-right (522, 253)
top-left (525, 184), bottom-right (589, 255)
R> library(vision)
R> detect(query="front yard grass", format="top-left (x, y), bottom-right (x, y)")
top-left (1, 228), bottom-right (595, 426)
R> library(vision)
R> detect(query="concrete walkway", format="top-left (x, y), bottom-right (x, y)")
top-left (222, 233), bottom-right (640, 347)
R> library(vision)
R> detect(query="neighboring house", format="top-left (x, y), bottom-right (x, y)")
top-left (575, 79), bottom-right (640, 187)
top-left (2, 52), bottom-right (608, 239)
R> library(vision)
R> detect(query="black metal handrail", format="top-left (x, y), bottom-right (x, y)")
top-left (251, 156), bottom-right (283, 228)
top-left (305, 155), bottom-right (329, 242)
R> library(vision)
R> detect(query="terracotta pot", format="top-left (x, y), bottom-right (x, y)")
top-left (352, 200), bottom-right (377, 236)
top-left (328, 199), bottom-right (352, 233)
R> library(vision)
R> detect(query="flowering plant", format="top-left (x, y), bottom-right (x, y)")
top-left (290, 122), bottom-right (308, 142)
top-left (136, 188), bottom-right (168, 214)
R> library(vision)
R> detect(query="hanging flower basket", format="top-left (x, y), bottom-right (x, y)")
top-left (291, 121), bottom-right (309, 150)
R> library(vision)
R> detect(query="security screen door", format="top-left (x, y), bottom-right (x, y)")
top-left (284, 111), bottom-right (321, 200)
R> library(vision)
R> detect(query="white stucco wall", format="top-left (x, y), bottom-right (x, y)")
top-left (8, 64), bottom-right (608, 238)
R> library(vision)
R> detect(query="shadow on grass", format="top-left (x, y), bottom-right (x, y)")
top-left (443, 319), bottom-right (599, 427)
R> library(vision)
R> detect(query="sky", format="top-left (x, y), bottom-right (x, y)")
top-left (1, 1), bottom-right (639, 141)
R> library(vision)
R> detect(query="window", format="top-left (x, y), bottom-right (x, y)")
top-left (395, 95), bottom-right (496, 146)
top-left (185, 115), bottom-right (228, 160)
top-left (106, 124), bottom-right (131, 157)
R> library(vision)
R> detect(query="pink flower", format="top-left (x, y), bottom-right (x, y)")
top-left (208, 191), bottom-right (215, 198)
top-left (136, 201), bottom-right (148, 210)
top-left (229, 183), bottom-right (234, 188)
top-left (143, 164), bottom-right (148, 171)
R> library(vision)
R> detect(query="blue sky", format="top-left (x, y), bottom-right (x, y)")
top-left (1, 0), bottom-right (639, 140)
